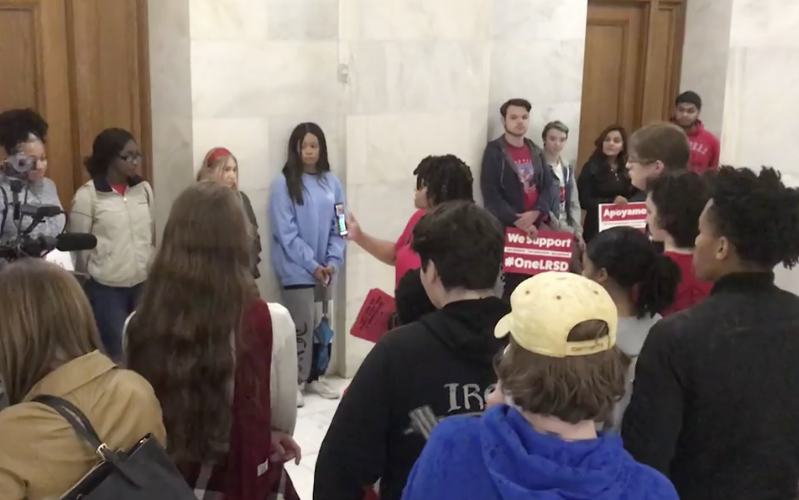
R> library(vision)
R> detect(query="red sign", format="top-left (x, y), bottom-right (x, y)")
top-left (350, 288), bottom-right (396, 343)
top-left (502, 229), bottom-right (573, 276)
top-left (598, 202), bottom-right (648, 232)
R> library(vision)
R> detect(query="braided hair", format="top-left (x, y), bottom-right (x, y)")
top-left (413, 154), bottom-right (474, 206)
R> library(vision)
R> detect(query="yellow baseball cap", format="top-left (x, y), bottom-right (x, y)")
top-left (494, 272), bottom-right (618, 357)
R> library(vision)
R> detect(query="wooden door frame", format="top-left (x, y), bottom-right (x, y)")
top-left (63, 0), bottom-right (153, 188)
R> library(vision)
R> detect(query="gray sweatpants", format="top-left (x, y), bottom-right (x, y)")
top-left (281, 285), bottom-right (330, 384)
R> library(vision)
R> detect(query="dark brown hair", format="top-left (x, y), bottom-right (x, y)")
top-left (629, 122), bottom-right (689, 172)
top-left (125, 181), bottom-right (256, 463)
top-left (496, 320), bottom-right (628, 424)
top-left (542, 120), bottom-right (569, 140)
top-left (589, 124), bottom-right (629, 169)
top-left (0, 260), bottom-right (101, 404)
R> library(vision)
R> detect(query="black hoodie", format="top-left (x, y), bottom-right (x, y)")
top-left (314, 298), bottom-right (510, 500)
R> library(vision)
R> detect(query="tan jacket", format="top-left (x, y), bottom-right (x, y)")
top-left (0, 351), bottom-right (166, 500)
top-left (69, 177), bottom-right (155, 287)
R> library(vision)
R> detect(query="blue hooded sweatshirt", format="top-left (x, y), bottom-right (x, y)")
top-left (269, 172), bottom-right (346, 287)
top-left (401, 405), bottom-right (677, 500)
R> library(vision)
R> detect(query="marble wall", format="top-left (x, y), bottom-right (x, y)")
top-left (679, 0), bottom-right (733, 137)
top-left (722, 0), bottom-right (799, 293)
top-left (683, 0), bottom-right (799, 293)
top-left (488, 0), bottom-right (586, 162)
top-left (147, 0), bottom-right (194, 237)
top-left (340, 0), bottom-right (492, 375)
top-left (148, 0), bottom-right (588, 375)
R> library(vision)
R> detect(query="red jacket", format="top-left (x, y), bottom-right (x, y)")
top-left (661, 252), bottom-right (712, 317)
top-left (684, 120), bottom-right (720, 173)
top-left (180, 299), bottom-right (299, 500)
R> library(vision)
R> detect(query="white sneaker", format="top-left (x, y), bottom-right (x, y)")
top-left (296, 386), bottom-right (305, 408)
top-left (307, 379), bottom-right (340, 400)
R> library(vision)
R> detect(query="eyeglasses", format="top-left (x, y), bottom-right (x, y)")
top-left (627, 157), bottom-right (654, 165)
top-left (119, 152), bottom-right (143, 163)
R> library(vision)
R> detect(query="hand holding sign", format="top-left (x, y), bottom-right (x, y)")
top-left (503, 229), bottom-right (573, 276)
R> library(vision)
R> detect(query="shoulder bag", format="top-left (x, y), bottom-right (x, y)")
top-left (33, 395), bottom-right (196, 500)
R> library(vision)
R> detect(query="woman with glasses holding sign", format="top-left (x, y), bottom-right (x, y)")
top-left (69, 128), bottom-right (155, 362)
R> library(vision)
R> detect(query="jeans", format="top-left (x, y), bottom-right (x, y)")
top-left (84, 280), bottom-right (143, 362)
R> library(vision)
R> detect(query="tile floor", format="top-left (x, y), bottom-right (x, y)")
top-left (285, 377), bottom-right (351, 499)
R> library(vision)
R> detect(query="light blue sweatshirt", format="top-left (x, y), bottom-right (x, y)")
top-left (269, 172), bottom-right (346, 287)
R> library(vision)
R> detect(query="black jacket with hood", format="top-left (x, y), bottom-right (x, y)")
top-left (314, 298), bottom-right (510, 500)
top-left (480, 137), bottom-right (560, 228)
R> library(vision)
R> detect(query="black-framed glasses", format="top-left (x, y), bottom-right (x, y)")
top-left (119, 152), bottom-right (143, 163)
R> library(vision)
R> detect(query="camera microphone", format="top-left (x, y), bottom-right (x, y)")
top-left (54, 233), bottom-right (97, 252)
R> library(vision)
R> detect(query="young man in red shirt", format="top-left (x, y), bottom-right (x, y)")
top-left (480, 98), bottom-right (559, 299)
top-left (673, 91), bottom-right (720, 173)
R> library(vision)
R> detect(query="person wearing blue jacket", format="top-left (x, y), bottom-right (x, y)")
top-left (401, 272), bottom-right (678, 500)
top-left (269, 122), bottom-right (346, 407)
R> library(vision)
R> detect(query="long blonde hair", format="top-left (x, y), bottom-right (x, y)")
top-left (197, 147), bottom-right (238, 188)
top-left (0, 260), bottom-right (102, 404)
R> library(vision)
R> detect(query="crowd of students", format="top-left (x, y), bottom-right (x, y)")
top-left (1, 85), bottom-right (799, 500)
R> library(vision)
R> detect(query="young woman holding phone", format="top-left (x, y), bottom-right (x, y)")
top-left (269, 122), bottom-right (346, 406)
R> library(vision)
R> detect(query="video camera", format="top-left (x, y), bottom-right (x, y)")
top-left (0, 152), bottom-right (96, 263)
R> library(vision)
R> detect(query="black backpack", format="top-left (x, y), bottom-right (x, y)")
top-left (33, 395), bottom-right (196, 500)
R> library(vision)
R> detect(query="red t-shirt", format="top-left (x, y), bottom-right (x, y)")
top-left (394, 209), bottom-right (425, 286)
top-left (505, 141), bottom-right (538, 211)
top-left (684, 121), bottom-right (720, 174)
top-left (662, 251), bottom-right (713, 317)
top-left (110, 184), bottom-right (127, 195)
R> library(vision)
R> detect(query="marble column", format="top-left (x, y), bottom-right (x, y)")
top-left (488, 0), bottom-right (587, 162)
top-left (339, 0), bottom-right (492, 375)
top-left (147, 0), bottom-right (194, 237)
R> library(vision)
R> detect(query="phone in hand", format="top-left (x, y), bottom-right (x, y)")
top-left (335, 203), bottom-right (348, 237)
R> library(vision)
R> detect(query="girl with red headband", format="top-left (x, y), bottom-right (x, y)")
top-left (198, 147), bottom-right (262, 279)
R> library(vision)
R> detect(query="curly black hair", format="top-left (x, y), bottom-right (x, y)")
top-left (648, 171), bottom-right (710, 248)
top-left (413, 154), bottom-right (474, 206)
top-left (708, 166), bottom-right (799, 269)
top-left (0, 108), bottom-right (48, 154)
top-left (394, 269), bottom-right (436, 326)
top-left (586, 226), bottom-right (680, 318)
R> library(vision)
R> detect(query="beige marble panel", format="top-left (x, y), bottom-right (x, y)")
top-left (189, 0), bottom-right (268, 41)
top-left (339, 0), bottom-right (490, 41)
top-left (345, 111), bottom-right (485, 188)
top-left (267, 0), bottom-right (339, 40)
top-left (721, 48), bottom-right (799, 170)
top-left (490, 0), bottom-right (587, 41)
top-left (191, 40), bottom-right (340, 119)
top-left (346, 41), bottom-right (490, 115)
top-left (730, 0), bottom-right (799, 49)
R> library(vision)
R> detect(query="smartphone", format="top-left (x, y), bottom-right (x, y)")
top-left (334, 203), bottom-right (348, 237)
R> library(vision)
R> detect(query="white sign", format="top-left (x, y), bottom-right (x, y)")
top-left (45, 250), bottom-right (75, 271)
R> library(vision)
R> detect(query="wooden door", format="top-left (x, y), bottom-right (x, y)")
top-left (577, 0), bottom-right (686, 170)
top-left (0, 0), bottom-right (73, 205)
top-left (0, 0), bottom-right (151, 208)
